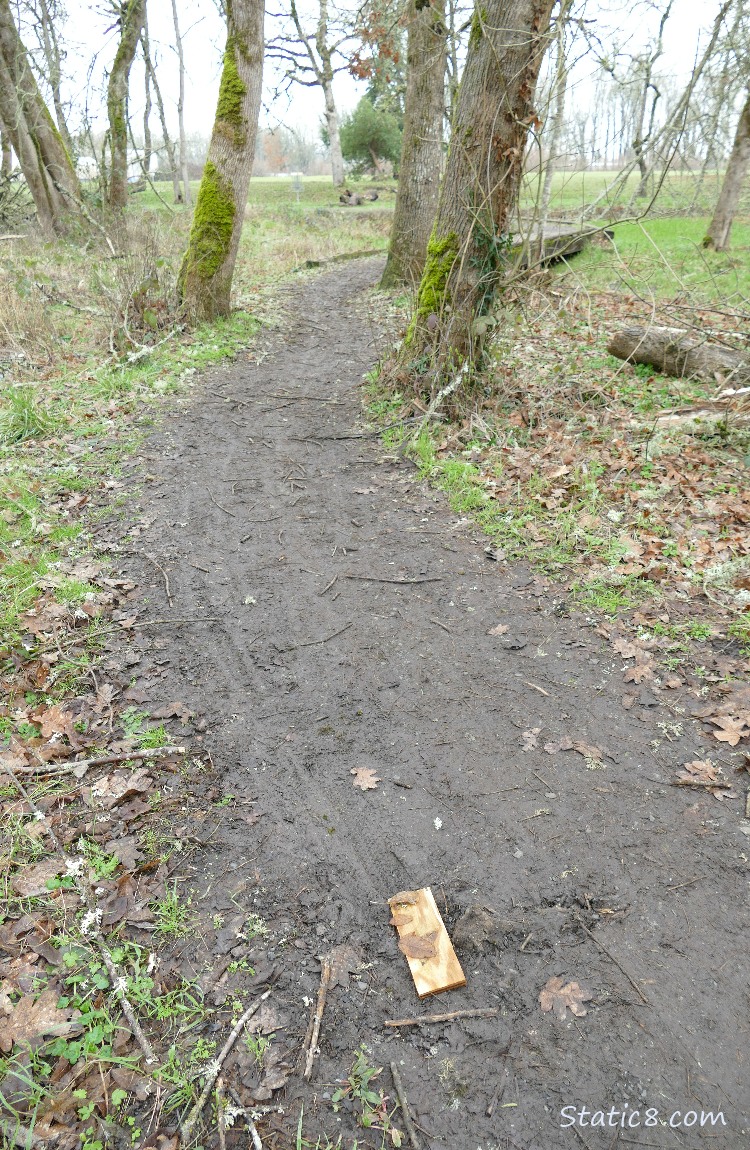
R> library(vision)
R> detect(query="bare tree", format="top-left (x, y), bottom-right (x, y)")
top-left (267, 0), bottom-right (353, 186)
top-left (141, 3), bottom-right (152, 173)
top-left (537, 0), bottom-right (572, 236)
top-left (179, 0), bottom-right (264, 319)
top-left (704, 86), bottom-right (750, 250)
top-left (397, 0), bottom-right (555, 382)
top-left (106, 0), bottom-right (147, 209)
top-left (140, 26), bottom-right (182, 202)
top-left (21, 0), bottom-right (72, 151)
top-left (0, 0), bottom-right (81, 233)
top-left (170, 0), bottom-right (192, 205)
top-left (381, 0), bottom-right (447, 287)
top-left (1, 126), bottom-right (11, 177)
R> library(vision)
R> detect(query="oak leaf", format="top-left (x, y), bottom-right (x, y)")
top-left (398, 931), bottom-right (438, 960)
top-left (351, 766), bottom-right (380, 790)
top-left (706, 715), bottom-right (750, 746)
top-left (0, 989), bottom-right (82, 1053)
top-left (674, 760), bottom-right (733, 799)
top-left (539, 976), bottom-right (592, 1021)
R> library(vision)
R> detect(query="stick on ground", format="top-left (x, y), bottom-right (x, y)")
top-left (384, 1007), bottom-right (500, 1027)
top-left (390, 1062), bottom-right (422, 1150)
top-left (302, 955), bottom-right (332, 1080)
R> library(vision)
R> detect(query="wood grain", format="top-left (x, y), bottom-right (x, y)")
top-left (388, 887), bottom-right (466, 998)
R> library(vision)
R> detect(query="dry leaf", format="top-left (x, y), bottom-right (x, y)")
top-left (675, 760), bottom-right (734, 798)
top-left (706, 715), bottom-right (750, 746)
top-left (38, 705), bottom-right (75, 740)
top-left (521, 727), bottom-right (541, 751)
top-left (389, 890), bottom-right (419, 906)
top-left (545, 737), bottom-right (573, 754)
top-left (326, 942), bottom-right (361, 988)
top-left (91, 768), bottom-right (152, 809)
top-left (487, 623), bottom-right (509, 636)
top-left (539, 976), bottom-right (592, 1021)
top-left (0, 989), bottom-right (82, 1053)
top-left (623, 660), bottom-right (653, 684)
top-left (351, 766), bottom-right (380, 790)
top-left (398, 931), bottom-right (438, 960)
top-left (572, 740), bottom-right (603, 762)
top-left (389, 913), bottom-right (413, 928)
top-left (12, 859), bottom-right (66, 897)
top-left (612, 637), bottom-right (640, 659)
top-left (93, 684), bottom-right (117, 713)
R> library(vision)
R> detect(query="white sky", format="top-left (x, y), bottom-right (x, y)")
top-left (51, 0), bottom-right (724, 144)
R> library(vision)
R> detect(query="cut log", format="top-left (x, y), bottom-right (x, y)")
top-left (607, 326), bottom-right (750, 387)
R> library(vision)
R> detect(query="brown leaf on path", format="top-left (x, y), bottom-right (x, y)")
top-left (623, 660), bottom-right (653, 684)
top-left (522, 727), bottom-right (541, 751)
top-left (706, 715), bottom-right (750, 746)
top-left (91, 768), bottom-right (152, 809)
top-left (93, 684), bottom-right (117, 713)
top-left (487, 623), bottom-right (509, 636)
top-left (351, 766), bottom-right (380, 790)
top-left (0, 989), bottom-right (82, 1053)
top-left (389, 890), bottom-right (419, 907)
top-left (12, 860), bottom-right (66, 898)
top-left (612, 636), bottom-right (640, 659)
top-left (326, 942), bottom-right (361, 987)
top-left (544, 736), bottom-right (573, 754)
top-left (572, 740), bottom-right (603, 762)
top-left (398, 931), bottom-right (438, 960)
top-left (38, 704), bottom-right (76, 740)
top-left (675, 760), bottom-right (734, 799)
top-left (389, 913), bottom-right (413, 928)
top-left (539, 975), bottom-right (592, 1021)
top-left (664, 675), bottom-right (683, 689)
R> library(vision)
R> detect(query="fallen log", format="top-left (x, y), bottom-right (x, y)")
top-left (607, 326), bottom-right (750, 386)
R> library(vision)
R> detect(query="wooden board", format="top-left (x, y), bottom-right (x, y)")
top-left (388, 887), bottom-right (466, 998)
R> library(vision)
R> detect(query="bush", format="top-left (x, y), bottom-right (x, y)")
top-left (340, 97), bottom-right (402, 176)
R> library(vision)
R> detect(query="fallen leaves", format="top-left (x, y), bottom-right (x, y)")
top-left (544, 737), bottom-right (603, 763)
top-left (521, 727), bottom-right (541, 751)
top-left (398, 931), bottom-right (438, 961)
top-left (351, 766), bottom-right (380, 790)
top-left (539, 976), bottom-right (592, 1021)
top-left (705, 714), bottom-right (750, 746)
top-left (0, 989), bottom-right (82, 1053)
top-left (674, 760), bottom-right (735, 799)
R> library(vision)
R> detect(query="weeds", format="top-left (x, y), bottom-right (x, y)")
top-left (152, 882), bottom-right (193, 940)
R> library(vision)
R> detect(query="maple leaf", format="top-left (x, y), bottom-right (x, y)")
top-left (539, 976), bottom-right (592, 1021)
top-left (0, 989), bottom-right (82, 1053)
top-left (351, 766), bottom-right (380, 790)
top-left (398, 931), bottom-right (438, 960)
top-left (706, 715), bottom-right (750, 746)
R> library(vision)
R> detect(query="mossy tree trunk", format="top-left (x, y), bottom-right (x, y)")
top-left (178, 0), bottom-right (264, 321)
top-left (381, 0), bottom-right (447, 288)
top-left (703, 87), bottom-right (750, 252)
top-left (1, 126), bottom-right (12, 178)
top-left (400, 0), bottom-right (554, 385)
top-left (107, 0), bottom-right (146, 210)
top-left (0, 0), bottom-right (81, 234)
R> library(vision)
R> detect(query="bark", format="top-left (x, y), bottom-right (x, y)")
top-left (107, 0), bottom-right (146, 210)
top-left (381, 0), bottom-right (447, 288)
top-left (607, 326), bottom-right (750, 386)
top-left (317, 0), bottom-right (344, 187)
top-left (141, 27), bottom-right (181, 202)
top-left (178, 0), bottom-right (264, 320)
top-left (32, 0), bottom-right (72, 152)
top-left (402, 0), bottom-right (555, 376)
top-left (171, 0), bottom-right (191, 204)
top-left (1, 127), bottom-right (11, 177)
top-left (0, 0), bottom-right (81, 233)
top-left (703, 88), bottom-right (750, 252)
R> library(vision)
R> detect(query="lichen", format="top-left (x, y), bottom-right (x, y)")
top-left (179, 161), bottom-right (235, 285)
top-left (405, 230), bottom-right (459, 344)
top-left (215, 38), bottom-right (247, 140)
top-left (469, 5), bottom-right (486, 49)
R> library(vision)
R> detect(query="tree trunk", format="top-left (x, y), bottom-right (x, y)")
top-left (401, 0), bottom-right (555, 379)
top-left (323, 75), bottom-right (344, 186)
top-left (0, 0), bottom-right (81, 233)
top-left (142, 7), bottom-right (152, 174)
top-left (381, 0), bottom-right (446, 288)
top-left (607, 325), bottom-right (750, 386)
top-left (141, 28), bottom-right (182, 203)
top-left (35, 0), bottom-right (73, 152)
top-left (107, 0), bottom-right (146, 210)
top-left (537, 0), bottom-right (571, 242)
top-left (171, 0), bottom-right (192, 205)
top-left (703, 87), bottom-right (750, 252)
top-left (1, 126), bottom-right (11, 177)
top-left (178, 0), bottom-right (264, 320)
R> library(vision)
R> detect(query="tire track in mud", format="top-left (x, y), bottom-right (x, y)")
top-left (107, 259), bottom-right (750, 1149)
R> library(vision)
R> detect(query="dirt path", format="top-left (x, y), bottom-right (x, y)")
top-left (108, 261), bottom-right (747, 1148)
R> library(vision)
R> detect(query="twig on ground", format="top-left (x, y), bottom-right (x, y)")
top-left (207, 488), bottom-right (236, 516)
top-left (13, 745), bottom-right (186, 778)
top-left (523, 680), bottom-right (550, 697)
top-left (344, 574), bottom-right (443, 585)
top-left (384, 1008), bottom-right (500, 1027)
top-left (576, 917), bottom-right (651, 1006)
top-left (279, 622), bottom-right (352, 653)
top-left (430, 617), bottom-right (451, 633)
top-left (181, 989), bottom-right (272, 1147)
top-left (390, 1062), bottom-right (422, 1150)
top-left (319, 574), bottom-right (338, 596)
top-left (98, 940), bottom-right (157, 1064)
top-left (216, 1077), bottom-right (227, 1150)
top-left (142, 552), bottom-right (173, 608)
top-left (302, 955), bottom-right (332, 1080)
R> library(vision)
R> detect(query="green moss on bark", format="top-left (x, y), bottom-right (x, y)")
top-left (216, 39), bottom-right (247, 140)
top-left (405, 231), bottom-right (459, 344)
top-left (180, 161), bottom-right (235, 285)
top-left (469, 5), bottom-right (486, 48)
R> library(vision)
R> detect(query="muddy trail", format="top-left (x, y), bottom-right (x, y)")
top-left (103, 260), bottom-right (748, 1149)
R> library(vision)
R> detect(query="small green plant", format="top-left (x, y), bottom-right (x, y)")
top-left (332, 1047), bottom-right (400, 1143)
top-left (139, 723), bottom-right (168, 749)
top-left (245, 1031), bottom-right (272, 1068)
top-left (0, 384), bottom-right (54, 444)
top-left (152, 882), bottom-right (193, 939)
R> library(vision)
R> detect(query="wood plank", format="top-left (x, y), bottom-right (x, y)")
top-left (388, 887), bottom-right (466, 998)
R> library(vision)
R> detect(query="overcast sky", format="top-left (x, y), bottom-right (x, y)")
top-left (53, 0), bottom-right (722, 145)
